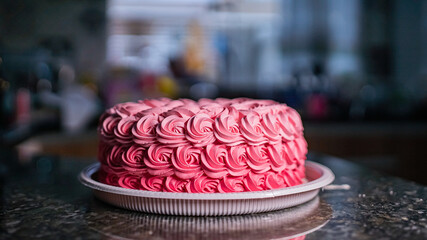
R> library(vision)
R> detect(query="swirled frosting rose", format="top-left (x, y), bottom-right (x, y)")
top-left (98, 98), bottom-right (307, 193)
top-left (122, 144), bottom-right (147, 172)
top-left (114, 116), bottom-right (137, 144)
top-left (214, 107), bottom-right (244, 146)
top-left (185, 113), bottom-right (215, 147)
top-left (171, 145), bottom-right (202, 179)
top-left (156, 115), bottom-right (187, 147)
top-left (144, 144), bottom-right (174, 176)
top-left (132, 115), bottom-right (159, 146)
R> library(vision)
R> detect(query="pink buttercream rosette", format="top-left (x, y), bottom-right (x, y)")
top-left (98, 98), bottom-right (307, 193)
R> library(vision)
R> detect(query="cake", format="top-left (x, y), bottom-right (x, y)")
top-left (97, 98), bottom-right (307, 193)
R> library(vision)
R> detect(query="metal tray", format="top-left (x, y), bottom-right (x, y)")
top-left (79, 161), bottom-right (334, 216)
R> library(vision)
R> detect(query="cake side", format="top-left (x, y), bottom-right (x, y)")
top-left (97, 98), bottom-right (307, 193)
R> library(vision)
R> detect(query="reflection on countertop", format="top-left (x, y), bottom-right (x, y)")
top-left (0, 149), bottom-right (426, 239)
top-left (85, 196), bottom-right (329, 240)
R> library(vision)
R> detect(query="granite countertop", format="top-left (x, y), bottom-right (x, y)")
top-left (0, 150), bottom-right (426, 239)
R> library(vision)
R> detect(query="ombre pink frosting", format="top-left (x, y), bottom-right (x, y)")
top-left (98, 98), bottom-right (307, 193)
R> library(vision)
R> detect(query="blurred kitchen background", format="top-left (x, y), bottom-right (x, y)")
top-left (1, 0), bottom-right (427, 184)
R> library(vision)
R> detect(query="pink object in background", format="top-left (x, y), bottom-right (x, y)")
top-left (15, 88), bottom-right (31, 125)
top-left (306, 94), bottom-right (328, 120)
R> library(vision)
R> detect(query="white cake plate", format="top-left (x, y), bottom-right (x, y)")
top-left (79, 161), bottom-right (334, 216)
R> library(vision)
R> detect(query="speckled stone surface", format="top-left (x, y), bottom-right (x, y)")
top-left (0, 151), bottom-right (426, 239)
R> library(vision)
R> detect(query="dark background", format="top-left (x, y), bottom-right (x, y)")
top-left (0, 0), bottom-right (426, 184)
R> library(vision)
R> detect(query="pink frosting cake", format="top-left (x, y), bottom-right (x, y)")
top-left (97, 98), bottom-right (307, 193)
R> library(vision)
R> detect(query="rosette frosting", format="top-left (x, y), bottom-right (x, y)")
top-left (98, 98), bottom-right (307, 193)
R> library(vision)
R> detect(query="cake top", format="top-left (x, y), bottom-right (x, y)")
top-left (99, 98), bottom-right (304, 148)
